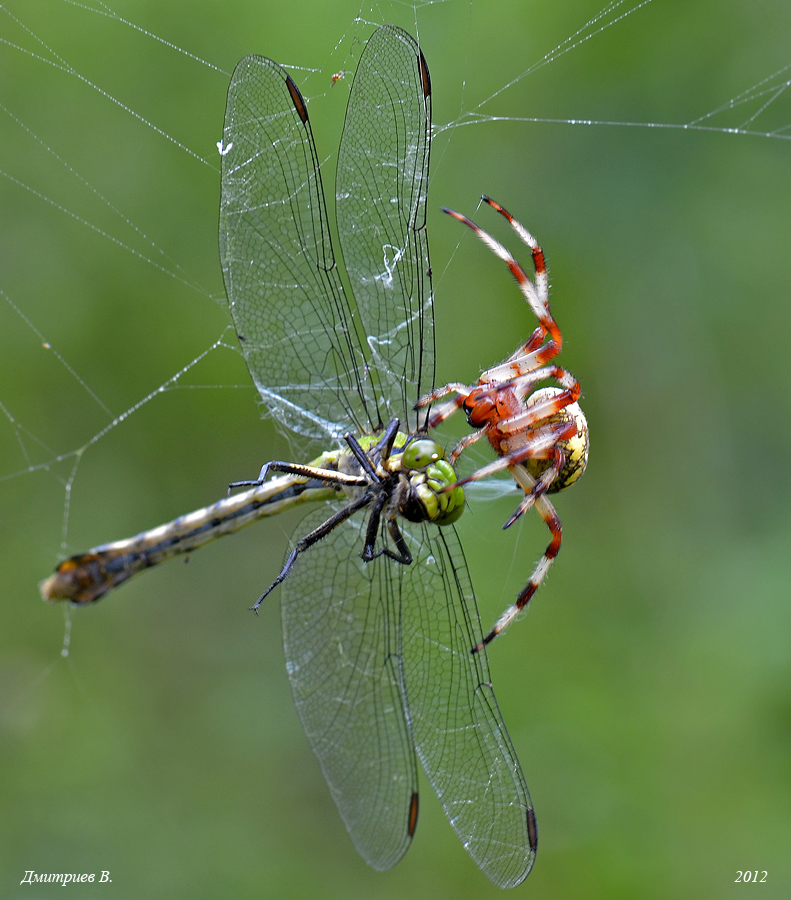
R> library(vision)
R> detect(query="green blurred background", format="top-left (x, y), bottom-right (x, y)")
top-left (2, 1), bottom-right (790, 897)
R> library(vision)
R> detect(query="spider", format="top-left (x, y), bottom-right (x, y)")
top-left (418, 196), bottom-right (589, 652)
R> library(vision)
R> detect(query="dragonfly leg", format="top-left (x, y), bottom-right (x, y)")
top-left (228, 459), bottom-right (366, 493)
top-left (251, 490), bottom-right (373, 611)
top-left (228, 459), bottom-right (283, 490)
top-left (382, 516), bottom-right (412, 564)
top-left (361, 489), bottom-right (387, 561)
top-left (370, 417), bottom-right (402, 459)
top-left (344, 417), bottom-right (401, 481)
top-left (361, 491), bottom-right (412, 565)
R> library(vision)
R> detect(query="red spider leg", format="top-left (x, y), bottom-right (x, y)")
top-left (483, 343), bottom-right (553, 384)
top-left (417, 389), bottom-right (470, 430)
top-left (442, 206), bottom-right (563, 344)
top-left (500, 419), bottom-right (581, 528)
top-left (482, 195), bottom-right (550, 310)
top-left (447, 199), bottom-right (562, 357)
top-left (418, 382), bottom-right (470, 405)
top-left (417, 204), bottom-right (557, 432)
top-left (493, 367), bottom-right (580, 437)
top-left (503, 449), bottom-right (565, 528)
top-left (426, 398), bottom-right (464, 431)
top-left (447, 426), bottom-right (489, 465)
top-left (453, 417), bottom-right (577, 491)
top-left (500, 324), bottom-right (547, 365)
top-left (473, 489), bottom-right (562, 652)
top-left (477, 339), bottom-right (561, 389)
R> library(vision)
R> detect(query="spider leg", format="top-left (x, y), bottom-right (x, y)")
top-left (493, 366), bottom-right (581, 435)
top-left (423, 394), bottom-right (468, 430)
top-left (504, 448), bottom-right (565, 528)
top-left (482, 341), bottom-right (562, 384)
top-left (447, 427), bottom-right (488, 464)
top-left (485, 318), bottom-right (560, 382)
top-left (443, 201), bottom-right (562, 354)
top-left (482, 195), bottom-right (550, 311)
top-left (251, 490), bottom-right (373, 612)
top-left (473, 491), bottom-right (563, 653)
top-left (453, 419), bottom-right (574, 488)
top-left (479, 325), bottom-right (552, 381)
top-left (504, 324), bottom-right (547, 361)
top-left (452, 451), bottom-right (519, 485)
top-left (416, 382), bottom-right (470, 408)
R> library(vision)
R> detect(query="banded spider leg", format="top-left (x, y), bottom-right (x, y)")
top-left (419, 197), bottom-right (589, 651)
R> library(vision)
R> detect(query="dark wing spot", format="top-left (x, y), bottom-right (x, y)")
top-left (286, 74), bottom-right (309, 124)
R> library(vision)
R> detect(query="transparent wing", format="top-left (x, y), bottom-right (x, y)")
top-left (219, 56), bottom-right (375, 443)
top-left (282, 507), bottom-right (535, 886)
top-left (281, 506), bottom-right (418, 870)
top-left (219, 25), bottom-right (435, 446)
top-left (399, 525), bottom-right (537, 888)
top-left (336, 25), bottom-right (434, 432)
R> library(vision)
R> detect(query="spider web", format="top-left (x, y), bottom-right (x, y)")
top-left (3, 0), bottom-right (788, 570)
top-left (3, 0), bottom-right (791, 891)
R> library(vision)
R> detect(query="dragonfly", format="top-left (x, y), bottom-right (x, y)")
top-left (41, 25), bottom-right (536, 887)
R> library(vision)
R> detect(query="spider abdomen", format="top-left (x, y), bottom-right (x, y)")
top-left (520, 387), bottom-right (589, 493)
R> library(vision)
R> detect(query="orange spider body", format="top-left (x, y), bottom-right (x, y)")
top-left (463, 385), bottom-right (523, 444)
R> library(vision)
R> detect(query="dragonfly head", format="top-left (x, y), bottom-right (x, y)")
top-left (398, 438), bottom-right (465, 526)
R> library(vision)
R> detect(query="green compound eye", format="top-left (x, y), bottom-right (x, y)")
top-left (425, 459), bottom-right (465, 526)
top-left (402, 439), bottom-right (442, 470)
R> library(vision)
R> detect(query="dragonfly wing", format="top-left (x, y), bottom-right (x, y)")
top-left (219, 56), bottom-right (375, 444)
top-left (281, 507), bottom-right (418, 870)
top-left (399, 525), bottom-right (537, 888)
top-left (336, 25), bottom-right (434, 431)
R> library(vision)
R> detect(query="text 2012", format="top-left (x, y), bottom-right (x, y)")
top-left (735, 872), bottom-right (767, 883)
